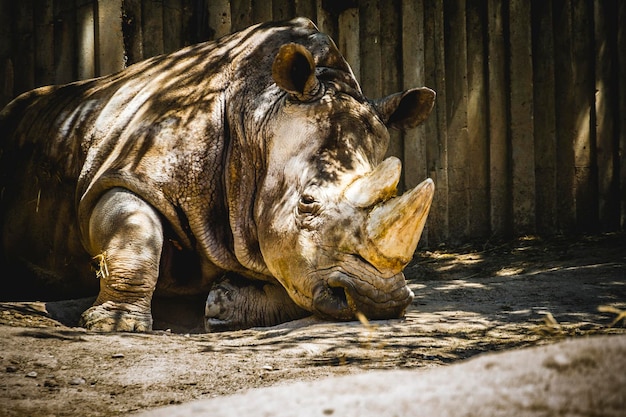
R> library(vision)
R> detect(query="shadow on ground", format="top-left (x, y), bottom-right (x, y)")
top-left (0, 233), bottom-right (624, 416)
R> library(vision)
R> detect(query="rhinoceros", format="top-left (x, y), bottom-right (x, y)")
top-left (0, 17), bottom-right (435, 332)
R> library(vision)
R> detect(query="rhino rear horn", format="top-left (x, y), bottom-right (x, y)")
top-left (344, 157), bottom-right (402, 208)
top-left (272, 43), bottom-right (321, 101)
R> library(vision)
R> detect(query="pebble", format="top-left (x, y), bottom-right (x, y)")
top-left (70, 377), bottom-right (86, 385)
top-left (26, 371), bottom-right (38, 378)
top-left (261, 365), bottom-right (273, 371)
top-left (111, 353), bottom-right (125, 359)
top-left (543, 353), bottom-right (572, 371)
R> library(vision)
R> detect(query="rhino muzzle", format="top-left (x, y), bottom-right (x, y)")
top-left (312, 270), bottom-right (414, 321)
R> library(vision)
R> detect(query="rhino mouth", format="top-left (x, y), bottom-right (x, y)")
top-left (311, 269), bottom-right (414, 321)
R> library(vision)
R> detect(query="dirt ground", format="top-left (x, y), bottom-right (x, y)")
top-left (1, 233), bottom-right (625, 417)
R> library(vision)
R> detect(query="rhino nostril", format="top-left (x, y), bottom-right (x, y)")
top-left (312, 281), bottom-right (353, 320)
top-left (328, 285), bottom-right (348, 305)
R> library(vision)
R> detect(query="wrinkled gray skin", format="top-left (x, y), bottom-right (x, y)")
top-left (0, 18), bottom-right (435, 332)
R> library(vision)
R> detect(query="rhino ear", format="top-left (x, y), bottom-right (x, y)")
top-left (374, 87), bottom-right (436, 130)
top-left (272, 43), bottom-right (321, 100)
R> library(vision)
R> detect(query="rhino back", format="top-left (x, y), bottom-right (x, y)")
top-left (0, 49), bottom-right (233, 298)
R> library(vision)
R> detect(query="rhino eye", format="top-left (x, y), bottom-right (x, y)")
top-left (298, 195), bottom-right (319, 215)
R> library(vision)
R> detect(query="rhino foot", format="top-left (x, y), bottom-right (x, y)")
top-left (79, 302), bottom-right (153, 332)
top-left (205, 276), bottom-right (309, 332)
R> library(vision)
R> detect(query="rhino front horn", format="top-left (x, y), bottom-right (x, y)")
top-left (361, 177), bottom-right (435, 275)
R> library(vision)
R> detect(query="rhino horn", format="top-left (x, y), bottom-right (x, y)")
top-left (361, 177), bottom-right (435, 275)
top-left (344, 157), bottom-right (402, 208)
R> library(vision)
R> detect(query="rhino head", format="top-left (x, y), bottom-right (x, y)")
top-left (253, 43), bottom-right (435, 321)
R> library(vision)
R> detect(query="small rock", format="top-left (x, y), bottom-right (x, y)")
top-left (261, 365), bottom-right (273, 371)
top-left (26, 371), bottom-right (38, 378)
top-left (6, 366), bottom-right (18, 373)
top-left (70, 377), bottom-right (86, 385)
top-left (111, 353), bottom-right (125, 359)
top-left (543, 353), bottom-right (571, 371)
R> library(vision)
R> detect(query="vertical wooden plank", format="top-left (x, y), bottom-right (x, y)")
top-left (231, 0), bottom-right (253, 30)
top-left (295, 0), bottom-right (316, 20)
top-left (77, 0), bottom-right (95, 79)
top-left (208, 0), bottom-right (232, 39)
top-left (316, 0), bottom-right (337, 42)
top-left (0, 1), bottom-right (14, 107)
top-left (531, 0), bottom-right (557, 234)
top-left (97, 0), bottom-right (125, 75)
top-left (594, 0), bottom-right (620, 231)
top-left (53, 0), bottom-right (77, 84)
top-left (34, 0), bottom-right (54, 86)
top-left (619, 1), bottom-right (626, 230)
top-left (508, 0), bottom-right (535, 235)
top-left (273, 0), bottom-right (295, 21)
top-left (424, 0), bottom-right (448, 244)
top-left (402, 0), bottom-right (426, 187)
top-left (122, 0), bottom-right (144, 65)
top-left (401, 0), bottom-right (429, 246)
top-left (163, 0), bottom-right (183, 53)
top-left (571, 0), bottom-right (597, 232)
top-left (180, 0), bottom-right (198, 45)
top-left (143, 0), bottom-right (164, 56)
top-left (553, 0), bottom-right (577, 232)
top-left (252, 0), bottom-right (272, 23)
top-left (358, 0), bottom-right (381, 99)
top-left (185, 0), bottom-right (208, 43)
top-left (337, 7), bottom-right (360, 83)
top-left (444, 0), bottom-right (469, 243)
top-left (380, 0), bottom-right (402, 164)
top-left (466, 0), bottom-right (489, 237)
top-left (14, 0), bottom-right (35, 95)
top-left (487, 0), bottom-right (510, 237)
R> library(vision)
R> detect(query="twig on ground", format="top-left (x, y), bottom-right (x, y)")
top-left (598, 305), bottom-right (626, 327)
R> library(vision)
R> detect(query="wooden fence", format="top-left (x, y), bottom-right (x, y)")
top-left (1, 0), bottom-right (624, 245)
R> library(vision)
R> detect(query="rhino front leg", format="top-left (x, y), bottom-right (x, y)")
top-left (205, 275), bottom-right (310, 331)
top-left (79, 188), bottom-right (163, 332)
